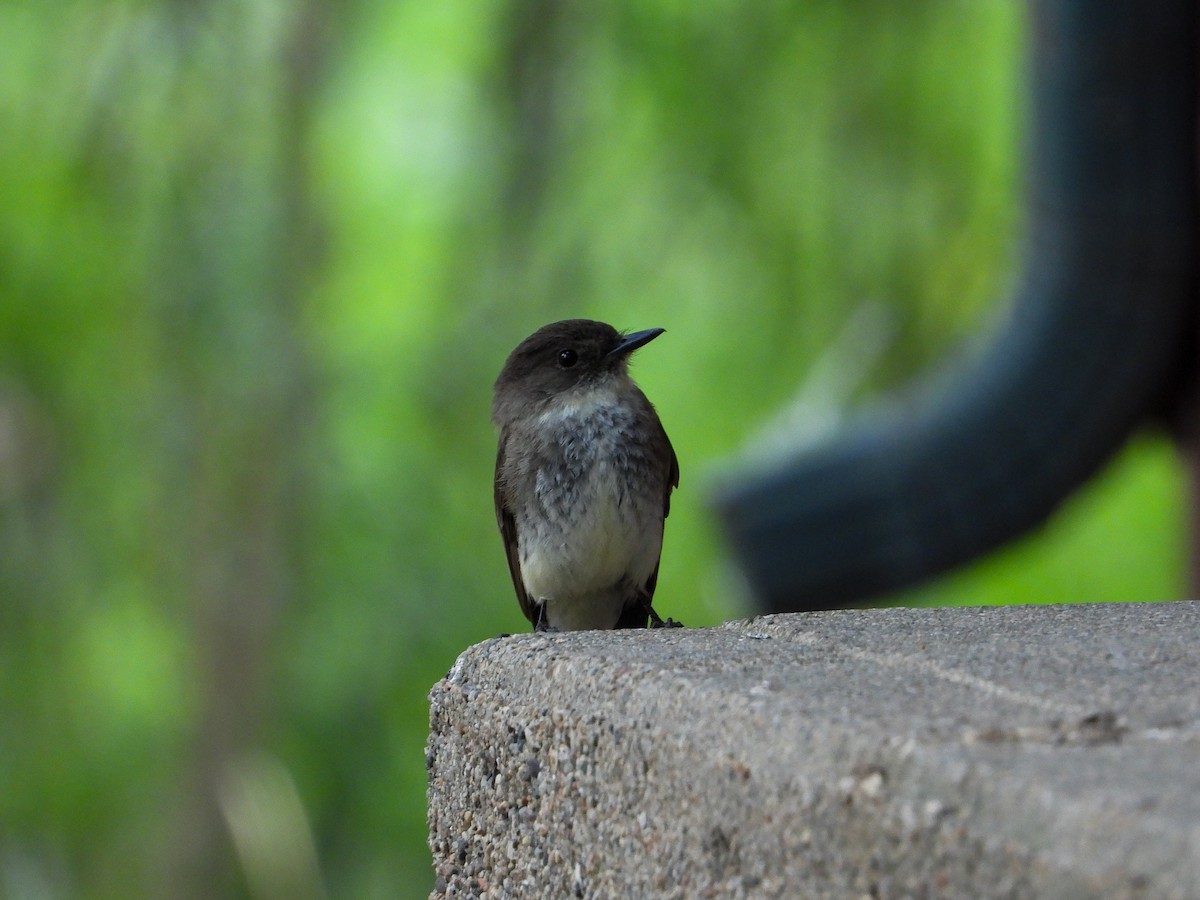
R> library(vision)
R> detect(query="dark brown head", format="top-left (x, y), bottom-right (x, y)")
top-left (492, 319), bottom-right (664, 427)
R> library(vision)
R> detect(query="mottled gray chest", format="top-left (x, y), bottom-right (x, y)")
top-left (520, 396), bottom-right (661, 524)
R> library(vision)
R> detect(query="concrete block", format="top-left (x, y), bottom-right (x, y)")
top-left (427, 603), bottom-right (1200, 898)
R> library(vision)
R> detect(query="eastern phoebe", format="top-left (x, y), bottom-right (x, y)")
top-left (492, 319), bottom-right (680, 632)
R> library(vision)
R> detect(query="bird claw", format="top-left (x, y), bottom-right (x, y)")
top-left (647, 606), bottom-right (683, 629)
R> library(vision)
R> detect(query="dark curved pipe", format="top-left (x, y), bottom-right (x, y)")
top-left (714, 1), bottom-right (1197, 611)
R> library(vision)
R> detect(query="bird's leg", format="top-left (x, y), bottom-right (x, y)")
top-left (533, 604), bottom-right (559, 633)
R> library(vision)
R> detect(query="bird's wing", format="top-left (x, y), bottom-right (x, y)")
top-left (494, 436), bottom-right (537, 627)
top-left (643, 424), bottom-right (680, 601)
top-left (663, 428), bottom-right (680, 518)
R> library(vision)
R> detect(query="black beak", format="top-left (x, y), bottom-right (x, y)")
top-left (609, 327), bottom-right (665, 358)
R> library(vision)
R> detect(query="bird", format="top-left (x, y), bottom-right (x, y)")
top-left (492, 319), bottom-right (679, 632)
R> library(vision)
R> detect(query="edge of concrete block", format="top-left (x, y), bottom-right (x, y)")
top-left (427, 603), bottom-right (1200, 898)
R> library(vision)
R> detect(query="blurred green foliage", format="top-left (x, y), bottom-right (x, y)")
top-left (0, 1), bottom-right (1184, 897)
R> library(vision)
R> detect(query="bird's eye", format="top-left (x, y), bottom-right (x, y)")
top-left (558, 349), bottom-right (578, 368)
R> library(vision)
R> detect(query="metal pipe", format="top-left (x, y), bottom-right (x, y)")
top-left (714, 1), bottom-right (1197, 611)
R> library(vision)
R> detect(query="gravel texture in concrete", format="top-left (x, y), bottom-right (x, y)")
top-left (427, 603), bottom-right (1200, 898)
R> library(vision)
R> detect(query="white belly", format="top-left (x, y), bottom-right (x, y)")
top-left (519, 462), bottom-right (662, 630)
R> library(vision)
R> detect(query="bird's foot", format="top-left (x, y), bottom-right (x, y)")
top-left (648, 607), bottom-right (683, 629)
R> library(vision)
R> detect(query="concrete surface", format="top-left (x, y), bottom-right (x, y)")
top-left (426, 603), bottom-right (1200, 898)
